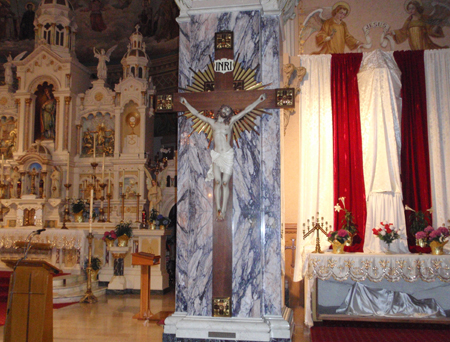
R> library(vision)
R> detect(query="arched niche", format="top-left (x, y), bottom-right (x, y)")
top-left (80, 112), bottom-right (115, 158)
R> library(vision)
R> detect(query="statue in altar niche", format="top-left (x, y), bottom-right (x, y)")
top-left (10, 166), bottom-right (20, 198)
top-left (40, 88), bottom-right (56, 140)
top-left (50, 166), bottom-right (61, 198)
top-left (180, 94), bottom-right (266, 221)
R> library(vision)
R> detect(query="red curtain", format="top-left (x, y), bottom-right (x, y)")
top-left (331, 53), bottom-right (366, 252)
top-left (394, 50), bottom-right (432, 253)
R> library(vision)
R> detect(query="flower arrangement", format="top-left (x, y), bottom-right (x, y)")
top-left (155, 214), bottom-right (171, 228)
top-left (115, 221), bottom-right (133, 238)
top-left (327, 229), bottom-right (350, 244)
top-left (405, 205), bottom-right (432, 235)
top-left (415, 226), bottom-right (450, 245)
top-left (102, 230), bottom-right (117, 242)
top-left (372, 222), bottom-right (400, 245)
top-left (149, 209), bottom-right (158, 222)
top-left (71, 198), bottom-right (87, 214)
top-left (334, 197), bottom-right (357, 235)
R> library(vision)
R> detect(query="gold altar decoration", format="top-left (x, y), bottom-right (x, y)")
top-left (213, 297), bottom-right (231, 317)
top-left (332, 241), bottom-right (345, 254)
top-left (303, 213), bottom-right (330, 254)
top-left (125, 112), bottom-right (140, 135)
top-left (430, 240), bottom-right (447, 255)
top-left (105, 239), bottom-right (115, 248)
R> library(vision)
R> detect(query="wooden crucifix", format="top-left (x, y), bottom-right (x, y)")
top-left (161, 31), bottom-right (294, 317)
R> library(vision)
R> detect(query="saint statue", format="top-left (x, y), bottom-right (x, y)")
top-left (10, 166), bottom-right (20, 198)
top-left (40, 88), bottom-right (56, 140)
top-left (180, 93), bottom-right (266, 220)
top-left (50, 166), bottom-right (61, 198)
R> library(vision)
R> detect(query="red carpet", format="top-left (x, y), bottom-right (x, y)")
top-left (0, 271), bottom-right (76, 326)
top-left (311, 321), bottom-right (450, 342)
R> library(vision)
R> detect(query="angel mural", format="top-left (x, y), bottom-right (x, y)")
top-left (180, 94), bottom-right (266, 221)
top-left (93, 45), bottom-right (117, 80)
top-left (299, 1), bottom-right (364, 54)
top-left (386, 0), bottom-right (449, 50)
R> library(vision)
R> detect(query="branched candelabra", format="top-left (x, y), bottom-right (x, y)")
top-left (61, 183), bottom-right (72, 229)
top-left (303, 213), bottom-right (330, 254)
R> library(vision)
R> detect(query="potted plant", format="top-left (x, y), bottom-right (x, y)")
top-left (84, 257), bottom-right (102, 281)
top-left (155, 214), bottom-right (171, 230)
top-left (71, 198), bottom-right (87, 222)
top-left (327, 229), bottom-right (351, 254)
top-left (102, 230), bottom-right (117, 247)
top-left (115, 221), bottom-right (133, 246)
top-left (416, 226), bottom-right (450, 255)
top-left (334, 197), bottom-right (357, 246)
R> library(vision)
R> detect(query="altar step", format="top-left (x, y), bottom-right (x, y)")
top-left (53, 274), bottom-right (107, 304)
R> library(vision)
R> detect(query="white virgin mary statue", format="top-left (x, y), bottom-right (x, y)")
top-left (358, 50), bottom-right (409, 254)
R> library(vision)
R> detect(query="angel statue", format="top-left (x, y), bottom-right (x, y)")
top-left (386, 0), bottom-right (449, 50)
top-left (180, 94), bottom-right (266, 221)
top-left (93, 45), bottom-right (117, 80)
top-left (299, 1), bottom-right (364, 54)
top-left (3, 51), bottom-right (27, 86)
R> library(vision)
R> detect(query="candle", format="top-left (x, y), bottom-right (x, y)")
top-left (89, 189), bottom-right (94, 233)
top-left (102, 153), bottom-right (105, 180)
top-left (108, 170), bottom-right (111, 193)
top-left (66, 152), bottom-right (70, 182)
top-left (93, 134), bottom-right (96, 160)
top-left (122, 169), bottom-right (125, 194)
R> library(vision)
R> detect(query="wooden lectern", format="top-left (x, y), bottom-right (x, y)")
top-left (2, 259), bottom-right (61, 342)
top-left (132, 252), bottom-right (171, 321)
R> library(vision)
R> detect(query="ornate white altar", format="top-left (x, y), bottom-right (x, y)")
top-left (303, 252), bottom-right (450, 326)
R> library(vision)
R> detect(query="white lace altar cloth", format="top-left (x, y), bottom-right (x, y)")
top-left (0, 228), bottom-right (86, 272)
top-left (303, 252), bottom-right (450, 326)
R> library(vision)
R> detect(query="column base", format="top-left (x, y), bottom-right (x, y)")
top-left (163, 309), bottom-right (292, 342)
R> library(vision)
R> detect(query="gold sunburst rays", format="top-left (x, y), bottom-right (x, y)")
top-left (182, 55), bottom-right (271, 146)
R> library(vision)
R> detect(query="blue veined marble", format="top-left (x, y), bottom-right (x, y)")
top-left (260, 15), bottom-right (282, 316)
top-left (176, 10), bottom-right (282, 319)
top-left (232, 210), bottom-right (262, 317)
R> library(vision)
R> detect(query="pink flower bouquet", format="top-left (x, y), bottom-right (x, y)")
top-left (102, 230), bottom-right (117, 241)
top-left (415, 226), bottom-right (449, 245)
top-left (327, 229), bottom-right (350, 244)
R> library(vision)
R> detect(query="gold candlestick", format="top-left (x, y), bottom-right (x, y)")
top-left (135, 194), bottom-right (141, 223)
top-left (80, 232), bottom-right (98, 303)
top-left (302, 213), bottom-right (329, 254)
top-left (106, 193), bottom-right (112, 222)
top-left (98, 183), bottom-right (107, 222)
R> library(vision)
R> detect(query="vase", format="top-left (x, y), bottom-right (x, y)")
top-left (90, 270), bottom-right (99, 282)
top-left (332, 241), bottom-right (345, 254)
top-left (430, 240), bottom-right (447, 255)
top-left (150, 222), bottom-right (155, 230)
top-left (73, 211), bottom-right (83, 223)
top-left (117, 235), bottom-right (129, 247)
top-left (385, 243), bottom-right (392, 254)
top-left (105, 239), bottom-right (115, 248)
top-left (345, 233), bottom-right (354, 247)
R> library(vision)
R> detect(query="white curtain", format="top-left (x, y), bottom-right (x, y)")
top-left (293, 55), bottom-right (334, 282)
top-left (358, 50), bottom-right (409, 254)
top-left (424, 49), bottom-right (450, 231)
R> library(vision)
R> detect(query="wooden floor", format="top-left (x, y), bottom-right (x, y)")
top-left (0, 289), bottom-right (311, 342)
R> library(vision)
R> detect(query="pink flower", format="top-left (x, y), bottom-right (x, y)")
top-left (327, 232), bottom-right (332, 238)
top-left (429, 230), bottom-right (440, 239)
top-left (415, 231), bottom-right (427, 240)
top-left (337, 229), bottom-right (348, 237)
top-left (437, 227), bottom-right (449, 237)
top-left (424, 226), bottom-right (434, 233)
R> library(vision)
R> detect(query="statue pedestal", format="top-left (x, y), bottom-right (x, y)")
top-left (107, 246), bottom-right (129, 290)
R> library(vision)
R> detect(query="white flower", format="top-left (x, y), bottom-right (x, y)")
top-left (339, 197), bottom-right (346, 208)
top-left (334, 203), bottom-right (342, 212)
top-left (405, 205), bottom-right (415, 212)
top-left (380, 230), bottom-right (386, 236)
top-left (427, 207), bottom-right (433, 214)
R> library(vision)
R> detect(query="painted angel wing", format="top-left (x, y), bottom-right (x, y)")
top-left (13, 51), bottom-right (27, 61)
top-left (106, 45), bottom-right (118, 59)
top-left (425, 0), bottom-right (450, 26)
top-left (299, 8), bottom-right (332, 48)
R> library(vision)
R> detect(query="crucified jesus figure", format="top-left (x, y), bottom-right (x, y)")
top-left (180, 93), bottom-right (266, 221)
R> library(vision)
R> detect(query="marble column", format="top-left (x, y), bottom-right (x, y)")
top-left (165, 3), bottom-right (290, 342)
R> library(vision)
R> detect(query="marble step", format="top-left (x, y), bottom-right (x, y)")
top-left (53, 274), bottom-right (106, 304)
